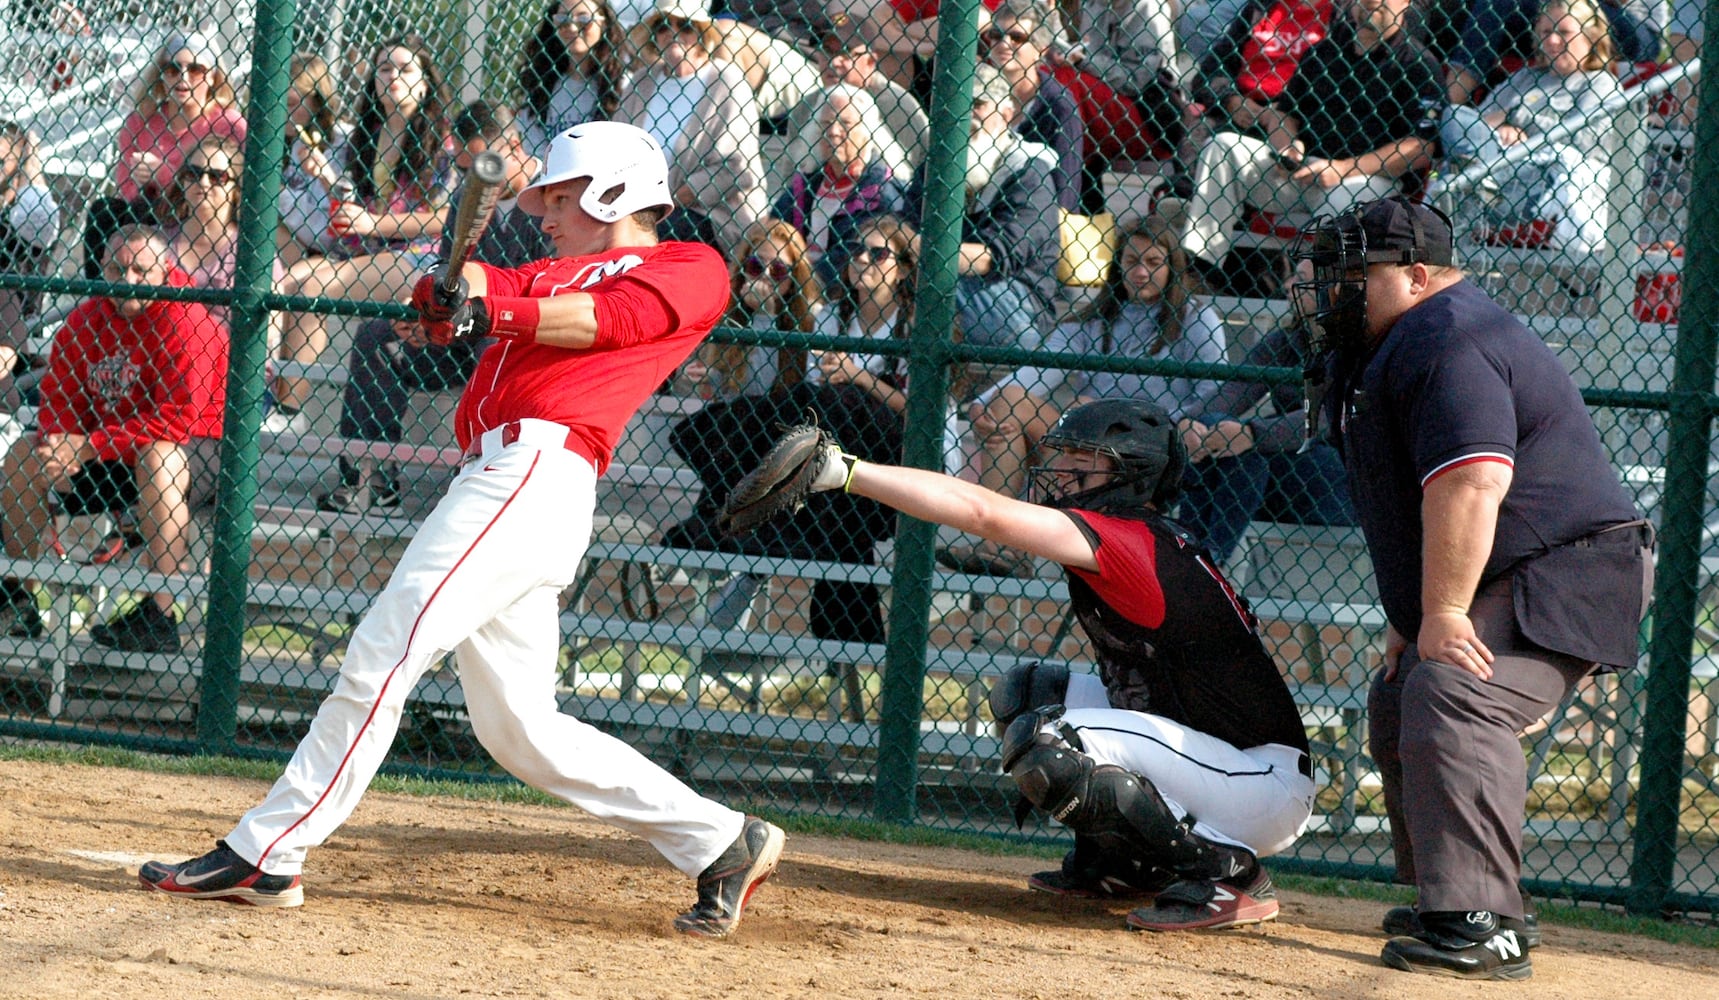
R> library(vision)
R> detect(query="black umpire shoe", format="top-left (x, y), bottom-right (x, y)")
top-left (1381, 910), bottom-right (1533, 980)
top-left (1382, 885), bottom-right (1542, 949)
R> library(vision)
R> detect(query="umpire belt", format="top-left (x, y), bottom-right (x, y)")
top-left (463, 418), bottom-right (598, 469)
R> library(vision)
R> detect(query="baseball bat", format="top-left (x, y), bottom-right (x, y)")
top-left (438, 150), bottom-right (508, 295)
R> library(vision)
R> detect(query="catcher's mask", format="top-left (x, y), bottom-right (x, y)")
top-left (1031, 399), bottom-right (1186, 513)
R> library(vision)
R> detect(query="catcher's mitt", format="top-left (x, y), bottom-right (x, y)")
top-left (719, 418), bottom-right (857, 536)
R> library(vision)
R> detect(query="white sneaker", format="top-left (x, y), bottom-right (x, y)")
top-left (260, 408), bottom-right (308, 434)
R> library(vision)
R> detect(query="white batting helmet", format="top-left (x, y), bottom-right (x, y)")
top-left (518, 122), bottom-right (675, 222)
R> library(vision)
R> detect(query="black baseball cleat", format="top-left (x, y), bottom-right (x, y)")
top-left (673, 817), bottom-right (785, 938)
top-left (1028, 841), bottom-right (1175, 900)
top-left (1383, 885), bottom-right (1541, 948)
top-left (1380, 910), bottom-right (1533, 980)
top-left (138, 840), bottom-right (303, 908)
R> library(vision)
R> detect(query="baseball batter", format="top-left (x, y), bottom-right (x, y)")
top-left (1296, 197), bottom-right (1652, 979)
top-left (729, 399), bottom-right (1314, 931)
top-left (139, 122), bottom-right (785, 939)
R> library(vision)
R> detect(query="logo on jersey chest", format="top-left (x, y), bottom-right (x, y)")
top-left (557, 254), bottom-right (645, 292)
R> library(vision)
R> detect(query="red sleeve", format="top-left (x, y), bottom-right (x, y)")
top-left (85, 303), bottom-right (209, 462)
top-left (479, 258), bottom-right (555, 298)
top-left (586, 243), bottom-right (729, 349)
top-left (1063, 511), bottom-right (1167, 628)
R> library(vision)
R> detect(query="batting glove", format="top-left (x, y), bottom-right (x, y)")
top-left (425, 297), bottom-right (491, 346)
top-left (411, 272), bottom-right (467, 323)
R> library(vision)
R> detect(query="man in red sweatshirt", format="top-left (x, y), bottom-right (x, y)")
top-left (0, 224), bottom-right (228, 652)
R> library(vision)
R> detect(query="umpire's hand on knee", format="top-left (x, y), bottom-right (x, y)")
top-left (1416, 610), bottom-right (1495, 681)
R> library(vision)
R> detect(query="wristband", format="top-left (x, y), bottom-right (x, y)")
top-left (483, 296), bottom-right (541, 342)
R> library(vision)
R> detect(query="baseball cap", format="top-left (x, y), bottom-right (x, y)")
top-left (972, 62), bottom-right (1014, 107)
top-left (158, 30), bottom-right (220, 71)
top-left (1352, 197), bottom-right (1454, 266)
top-left (518, 121), bottom-right (674, 221)
top-left (654, 0), bottom-right (711, 22)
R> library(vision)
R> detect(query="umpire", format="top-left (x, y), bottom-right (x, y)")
top-left (1295, 197), bottom-right (1654, 980)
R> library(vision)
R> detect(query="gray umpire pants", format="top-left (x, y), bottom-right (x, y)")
top-left (1367, 575), bottom-right (1606, 919)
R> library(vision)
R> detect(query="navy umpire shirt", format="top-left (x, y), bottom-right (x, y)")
top-left (1334, 280), bottom-right (1639, 640)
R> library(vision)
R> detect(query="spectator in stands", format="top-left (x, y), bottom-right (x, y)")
top-left (162, 137), bottom-right (267, 329)
top-left (316, 102), bottom-right (554, 514)
top-left (277, 53), bottom-right (355, 265)
top-left (984, 0), bottom-right (1086, 212)
top-left (1439, 0), bottom-right (1622, 251)
top-left (1668, 0), bottom-right (1702, 65)
top-left (0, 226), bottom-right (227, 652)
top-left (1185, 0), bottom-right (1340, 172)
top-left (81, 31), bottom-right (246, 282)
top-left (1447, 0), bottom-right (1658, 104)
top-left (516, 0), bottom-right (628, 152)
top-left (688, 219), bottom-right (822, 398)
top-left (905, 62), bottom-right (1057, 399)
top-left (0, 122), bottom-right (61, 404)
top-left (631, 0), bottom-right (822, 121)
top-left (620, 8), bottom-right (769, 252)
top-left (666, 217), bottom-right (931, 695)
top-left (1064, 0), bottom-right (1190, 96)
top-left (861, 0), bottom-right (1018, 97)
top-left (771, 85), bottom-right (908, 293)
top-left (943, 215), bottom-right (1225, 576)
top-left (1177, 310), bottom-right (1357, 565)
top-left (269, 35), bottom-right (456, 433)
top-left (1177, 0), bottom-right (1443, 275)
top-left (783, 15), bottom-right (930, 175)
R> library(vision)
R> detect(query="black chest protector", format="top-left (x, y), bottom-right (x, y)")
top-left (1065, 514), bottom-right (1311, 757)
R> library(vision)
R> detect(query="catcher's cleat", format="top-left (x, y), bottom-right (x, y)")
top-left (1380, 911), bottom-right (1533, 980)
top-left (673, 817), bottom-right (785, 938)
top-left (1125, 866), bottom-right (1278, 931)
top-left (1028, 867), bottom-right (1166, 900)
top-left (138, 840), bottom-right (303, 908)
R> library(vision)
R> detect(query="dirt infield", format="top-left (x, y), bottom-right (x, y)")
top-left (2, 758), bottom-right (1715, 1000)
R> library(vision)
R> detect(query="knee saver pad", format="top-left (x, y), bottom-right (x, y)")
top-left (987, 661), bottom-right (1071, 731)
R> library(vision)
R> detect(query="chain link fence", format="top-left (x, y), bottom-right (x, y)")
top-left (0, 0), bottom-right (1712, 915)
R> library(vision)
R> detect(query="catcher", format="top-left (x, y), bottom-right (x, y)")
top-left (723, 398), bottom-right (1315, 930)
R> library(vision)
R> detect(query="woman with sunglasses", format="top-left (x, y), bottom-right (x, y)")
top-left (984, 1), bottom-right (1085, 211)
top-left (618, 9), bottom-right (767, 252)
top-left (517, 0), bottom-right (629, 152)
top-left (269, 35), bottom-right (456, 432)
top-left (81, 30), bottom-right (246, 280)
top-left (770, 84), bottom-right (907, 294)
top-left (277, 53), bottom-right (355, 263)
top-left (162, 136), bottom-right (267, 329)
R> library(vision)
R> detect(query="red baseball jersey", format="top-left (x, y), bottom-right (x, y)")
top-left (455, 241), bottom-right (730, 473)
top-left (38, 267), bottom-right (229, 463)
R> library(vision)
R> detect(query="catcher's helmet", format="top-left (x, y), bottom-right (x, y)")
top-left (1031, 399), bottom-right (1186, 513)
top-left (518, 121), bottom-right (674, 221)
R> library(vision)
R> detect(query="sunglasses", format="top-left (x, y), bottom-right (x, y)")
top-left (552, 11), bottom-right (603, 28)
top-left (851, 245), bottom-right (895, 265)
top-left (981, 27), bottom-right (1033, 46)
top-left (742, 255), bottom-right (792, 281)
top-left (161, 60), bottom-right (209, 77)
top-left (179, 164), bottom-right (235, 184)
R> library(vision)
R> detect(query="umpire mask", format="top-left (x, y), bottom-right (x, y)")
top-left (1030, 399), bottom-right (1187, 513)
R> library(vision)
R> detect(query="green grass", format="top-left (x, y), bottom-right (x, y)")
top-left (4, 740), bottom-right (1717, 946)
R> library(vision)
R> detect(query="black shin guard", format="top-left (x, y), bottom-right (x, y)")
top-left (1001, 712), bottom-right (1258, 883)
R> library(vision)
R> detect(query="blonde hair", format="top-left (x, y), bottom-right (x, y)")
top-left (1538, 0), bottom-right (1614, 70)
top-left (134, 40), bottom-right (239, 119)
top-left (715, 220), bottom-right (823, 394)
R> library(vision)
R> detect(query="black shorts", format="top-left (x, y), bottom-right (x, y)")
top-left (54, 438), bottom-right (222, 517)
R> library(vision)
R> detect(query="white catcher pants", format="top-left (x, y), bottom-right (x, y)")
top-left (226, 423), bottom-right (745, 877)
top-left (1054, 672), bottom-right (1315, 858)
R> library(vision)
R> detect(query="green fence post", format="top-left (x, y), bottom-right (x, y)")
top-left (875, 0), bottom-right (981, 824)
top-left (196, 2), bottom-right (296, 753)
top-left (1628, 43), bottom-right (1719, 915)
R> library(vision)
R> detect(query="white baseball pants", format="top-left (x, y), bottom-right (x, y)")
top-left (1055, 672), bottom-right (1315, 857)
top-left (226, 422), bottom-right (745, 877)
